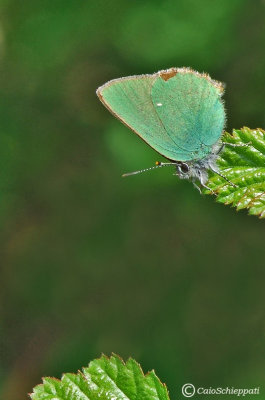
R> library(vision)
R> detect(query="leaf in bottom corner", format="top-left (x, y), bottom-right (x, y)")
top-left (30, 354), bottom-right (170, 400)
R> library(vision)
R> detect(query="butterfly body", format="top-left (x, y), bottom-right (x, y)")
top-left (96, 67), bottom-right (226, 189)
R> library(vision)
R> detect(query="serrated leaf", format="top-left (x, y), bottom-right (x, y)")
top-left (206, 127), bottom-right (265, 218)
top-left (30, 354), bottom-right (170, 400)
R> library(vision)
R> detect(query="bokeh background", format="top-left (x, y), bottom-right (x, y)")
top-left (0, 1), bottom-right (265, 399)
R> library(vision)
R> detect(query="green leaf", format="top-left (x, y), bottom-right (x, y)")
top-left (206, 127), bottom-right (265, 218)
top-left (30, 354), bottom-right (170, 400)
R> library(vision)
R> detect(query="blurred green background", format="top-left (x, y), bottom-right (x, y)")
top-left (0, 1), bottom-right (265, 399)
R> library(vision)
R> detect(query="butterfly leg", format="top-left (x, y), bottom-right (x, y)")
top-left (215, 141), bottom-right (251, 157)
top-left (195, 170), bottom-right (216, 195)
top-left (209, 166), bottom-right (238, 188)
top-left (192, 179), bottom-right (202, 194)
top-left (223, 141), bottom-right (252, 148)
top-left (216, 143), bottom-right (225, 154)
top-left (200, 182), bottom-right (217, 195)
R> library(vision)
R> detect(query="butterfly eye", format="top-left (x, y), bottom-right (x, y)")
top-left (179, 163), bottom-right (189, 173)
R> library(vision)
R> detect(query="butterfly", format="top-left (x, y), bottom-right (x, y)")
top-left (96, 67), bottom-right (233, 192)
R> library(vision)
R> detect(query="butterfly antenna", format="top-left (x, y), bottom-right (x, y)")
top-left (122, 162), bottom-right (176, 177)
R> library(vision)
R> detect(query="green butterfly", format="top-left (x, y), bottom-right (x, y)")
top-left (97, 67), bottom-right (233, 192)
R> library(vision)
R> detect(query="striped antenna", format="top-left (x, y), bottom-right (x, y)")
top-left (122, 162), bottom-right (176, 177)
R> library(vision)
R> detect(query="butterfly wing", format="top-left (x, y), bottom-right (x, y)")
top-left (97, 73), bottom-right (192, 161)
top-left (151, 71), bottom-right (225, 160)
top-left (97, 69), bottom-right (225, 162)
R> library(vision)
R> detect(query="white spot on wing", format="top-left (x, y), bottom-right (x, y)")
top-left (156, 103), bottom-right (163, 106)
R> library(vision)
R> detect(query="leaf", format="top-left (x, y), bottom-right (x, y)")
top-left (206, 127), bottom-right (265, 218)
top-left (30, 354), bottom-right (170, 400)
